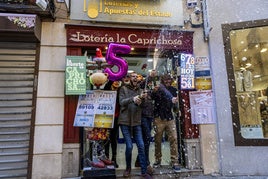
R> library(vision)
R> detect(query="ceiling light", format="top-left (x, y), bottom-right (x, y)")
top-left (127, 70), bottom-right (134, 73)
top-left (131, 47), bottom-right (134, 51)
top-left (260, 48), bottom-right (267, 53)
top-left (245, 63), bottom-right (252, 67)
top-left (147, 59), bottom-right (153, 62)
top-left (254, 74), bottom-right (261, 78)
top-left (242, 57), bottom-right (247, 61)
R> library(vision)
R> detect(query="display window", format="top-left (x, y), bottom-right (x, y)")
top-left (222, 19), bottom-right (268, 145)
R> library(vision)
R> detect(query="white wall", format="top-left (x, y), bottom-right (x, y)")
top-left (207, 0), bottom-right (268, 176)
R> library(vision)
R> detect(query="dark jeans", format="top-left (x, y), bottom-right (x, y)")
top-left (120, 125), bottom-right (147, 174)
top-left (136, 117), bottom-right (153, 166)
top-left (105, 117), bottom-right (119, 160)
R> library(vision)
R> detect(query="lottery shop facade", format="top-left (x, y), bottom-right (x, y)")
top-left (64, 24), bottom-right (199, 175)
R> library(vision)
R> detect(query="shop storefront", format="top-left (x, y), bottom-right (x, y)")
top-left (63, 24), bottom-right (201, 175)
top-left (57, 0), bottom-right (214, 178)
top-left (206, 0), bottom-right (268, 176)
top-left (0, 13), bottom-right (41, 178)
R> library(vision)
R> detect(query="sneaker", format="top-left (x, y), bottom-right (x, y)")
top-left (153, 161), bottom-right (161, 168)
top-left (146, 165), bottom-right (154, 175)
top-left (173, 165), bottom-right (181, 173)
top-left (141, 173), bottom-right (153, 179)
top-left (123, 168), bottom-right (131, 177)
top-left (114, 161), bottom-right (119, 168)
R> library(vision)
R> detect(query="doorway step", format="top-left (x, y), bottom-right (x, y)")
top-left (116, 166), bottom-right (203, 178)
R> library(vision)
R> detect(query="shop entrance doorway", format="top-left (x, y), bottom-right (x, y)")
top-left (80, 46), bottom-right (187, 170)
top-left (64, 24), bottom-right (199, 177)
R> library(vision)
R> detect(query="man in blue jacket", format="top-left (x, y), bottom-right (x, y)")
top-left (151, 74), bottom-right (181, 172)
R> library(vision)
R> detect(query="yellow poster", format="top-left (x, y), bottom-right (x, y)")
top-left (73, 90), bottom-right (117, 128)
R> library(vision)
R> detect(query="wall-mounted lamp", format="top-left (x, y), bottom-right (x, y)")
top-left (190, 6), bottom-right (203, 27)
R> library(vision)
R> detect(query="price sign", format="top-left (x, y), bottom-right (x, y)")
top-left (180, 53), bottom-right (195, 90)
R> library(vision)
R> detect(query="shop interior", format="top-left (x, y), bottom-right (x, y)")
top-left (230, 26), bottom-right (268, 138)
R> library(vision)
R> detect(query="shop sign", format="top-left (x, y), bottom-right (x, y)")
top-left (180, 53), bottom-right (195, 90)
top-left (66, 25), bottom-right (193, 51)
top-left (195, 56), bottom-right (211, 77)
top-left (65, 56), bottom-right (87, 95)
top-left (73, 90), bottom-right (117, 128)
top-left (70, 0), bottom-right (183, 26)
top-left (189, 90), bottom-right (216, 124)
top-left (195, 77), bottom-right (212, 90)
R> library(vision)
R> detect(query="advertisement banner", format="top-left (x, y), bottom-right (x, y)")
top-left (70, 0), bottom-right (183, 26)
top-left (65, 56), bottom-right (87, 95)
top-left (73, 90), bottom-right (117, 128)
top-left (180, 53), bottom-right (195, 90)
top-left (189, 90), bottom-right (215, 124)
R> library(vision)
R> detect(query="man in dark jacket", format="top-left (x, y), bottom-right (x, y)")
top-left (118, 72), bottom-right (152, 179)
top-left (151, 74), bottom-right (181, 172)
top-left (134, 73), bottom-right (155, 175)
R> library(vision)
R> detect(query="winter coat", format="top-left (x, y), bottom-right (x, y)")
top-left (118, 84), bottom-right (143, 126)
top-left (151, 84), bottom-right (177, 120)
top-left (140, 90), bottom-right (154, 118)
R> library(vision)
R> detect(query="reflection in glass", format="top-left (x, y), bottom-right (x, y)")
top-left (230, 26), bottom-right (268, 138)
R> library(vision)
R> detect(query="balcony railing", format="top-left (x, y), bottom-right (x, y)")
top-left (0, 0), bottom-right (55, 19)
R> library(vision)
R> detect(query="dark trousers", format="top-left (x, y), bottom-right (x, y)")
top-left (105, 117), bottom-right (119, 160)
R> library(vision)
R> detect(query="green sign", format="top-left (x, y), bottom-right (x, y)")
top-left (65, 56), bottom-right (87, 95)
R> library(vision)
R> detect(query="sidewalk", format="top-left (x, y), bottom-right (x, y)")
top-left (64, 166), bottom-right (268, 179)
top-left (115, 166), bottom-right (268, 179)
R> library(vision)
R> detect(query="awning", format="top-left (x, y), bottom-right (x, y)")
top-left (0, 13), bottom-right (41, 42)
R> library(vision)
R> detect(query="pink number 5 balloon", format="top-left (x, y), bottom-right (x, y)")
top-left (104, 43), bottom-right (131, 81)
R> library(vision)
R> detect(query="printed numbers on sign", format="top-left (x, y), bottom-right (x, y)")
top-left (181, 77), bottom-right (195, 89)
top-left (181, 54), bottom-right (195, 69)
top-left (79, 104), bottom-right (94, 110)
top-left (97, 104), bottom-right (113, 110)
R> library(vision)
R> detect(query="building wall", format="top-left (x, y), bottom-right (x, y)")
top-left (207, 0), bottom-right (268, 176)
top-left (32, 22), bottom-right (66, 179)
top-left (31, 1), bottom-right (215, 178)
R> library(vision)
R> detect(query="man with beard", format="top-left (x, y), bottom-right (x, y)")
top-left (118, 72), bottom-right (152, 179)
top-left (152, 74), bottom-right (180, 173)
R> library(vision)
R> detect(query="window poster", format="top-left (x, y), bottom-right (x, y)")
top-left (65, 56), bottom-right (87, 95)
top-left (180, 53), bottom-right (195, 90)
top-left (73, 90), bottom-right (117, 128)
top-left (195, 56), bottom-right (211, 77)
top-left (189, 90), bottom-right (215, 124)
